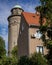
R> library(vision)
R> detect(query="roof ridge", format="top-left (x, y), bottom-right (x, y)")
top-left (22, 11), bottom-right (35, 14)
top-left (21, 11), bottom-right (45, 26)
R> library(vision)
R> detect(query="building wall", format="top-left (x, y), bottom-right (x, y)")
top-left (8, 6), bottom-right (24, 56)
top-left (8, 7), bottom-right (48, 57)
top-left (18, 15), bottom-right (29, 57)
top-left (29, 27), bottom-right (48, 55)
top-left (18, 16), bottom-right (48, 57)
top-left (8, 16), bottom-right (21, 56)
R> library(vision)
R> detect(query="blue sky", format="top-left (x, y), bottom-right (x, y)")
top-left (0, 0), bottom-right (40, 52)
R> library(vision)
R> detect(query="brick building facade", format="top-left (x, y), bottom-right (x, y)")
top-left (8, 5), bottom-right (48, 57)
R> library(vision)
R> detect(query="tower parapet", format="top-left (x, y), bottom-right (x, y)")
top-left (11, 5), bottom-right (24, 15)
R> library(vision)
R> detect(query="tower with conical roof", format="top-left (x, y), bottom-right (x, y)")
top-left (8, 5), bottom-right (24, 56)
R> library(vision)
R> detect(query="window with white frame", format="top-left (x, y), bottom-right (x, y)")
top-left (36, 46), bottom-right (44, 54)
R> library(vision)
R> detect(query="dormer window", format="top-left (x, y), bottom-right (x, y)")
top-left (33, 16), bottom-right (35, 17)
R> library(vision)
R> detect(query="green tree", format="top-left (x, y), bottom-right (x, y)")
top-left (17, 53), bottom-right (47, 65)
top-left (0, 36), bottom-right (6, 58)
top-left (35, 0), bottom-right (52, 65)
top-left (11, 45), bottom-right (18, 58)
top-left (31, 53), bottom-right (47, 65)
top-left (17, 56), bottom-right (31, 65)
top-left (2, 57), bottom-right (18, 65)
top-left (1, 45), bottom-right (18, 65)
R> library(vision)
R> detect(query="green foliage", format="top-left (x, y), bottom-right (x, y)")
top-left (0, 56), bottom-right (18, 65)
top-left (47, 29), bottom-right (52, 39)
top-left (11, 45), bottom-right (18, 58)
top-left (0, 36), bottom-right (48, 65)
top-left (36, 0), bottom-right (52, 65)
top-left (47, 41), bottom-right (52, 49)
top-left (40, 25), bottom-right (47, 33)
top-left (0, 36), bottom-right (5, 48)
top-left (0, 36), bottom-right (18, 65)
top-left (17, 53), bottom-right (47, 65)
top-left (40, 0), bottom-right (52, 24)
top-left (17, 56), bottom-right (31, 65)
top-left (31, 53), bottom-right (47, 65)
top-left (36, 0), bottom-right (52, 26)
top-left (0, 36), bottom-right (6, 58)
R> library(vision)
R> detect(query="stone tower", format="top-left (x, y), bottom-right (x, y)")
top-left (8, 5), bottom-right (24, 56)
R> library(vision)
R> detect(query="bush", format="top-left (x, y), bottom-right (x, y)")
top-left (31, 53), bottom-right (48, 65)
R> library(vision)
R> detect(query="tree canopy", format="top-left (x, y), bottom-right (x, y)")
top-left (0, 36), bottom-right (6, 58)
top-left (35, 0), bottom-right (52, 65)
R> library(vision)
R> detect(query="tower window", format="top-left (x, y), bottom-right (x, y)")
top-left (20, 31), bottom-right (21, 35)
top-left (22, 23), bottom-right (24, 31)
top-left (36, 46), bottom-right (44, 54)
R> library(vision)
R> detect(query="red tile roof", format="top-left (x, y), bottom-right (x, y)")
top-left (22, 12), bottom-right (46, 26)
